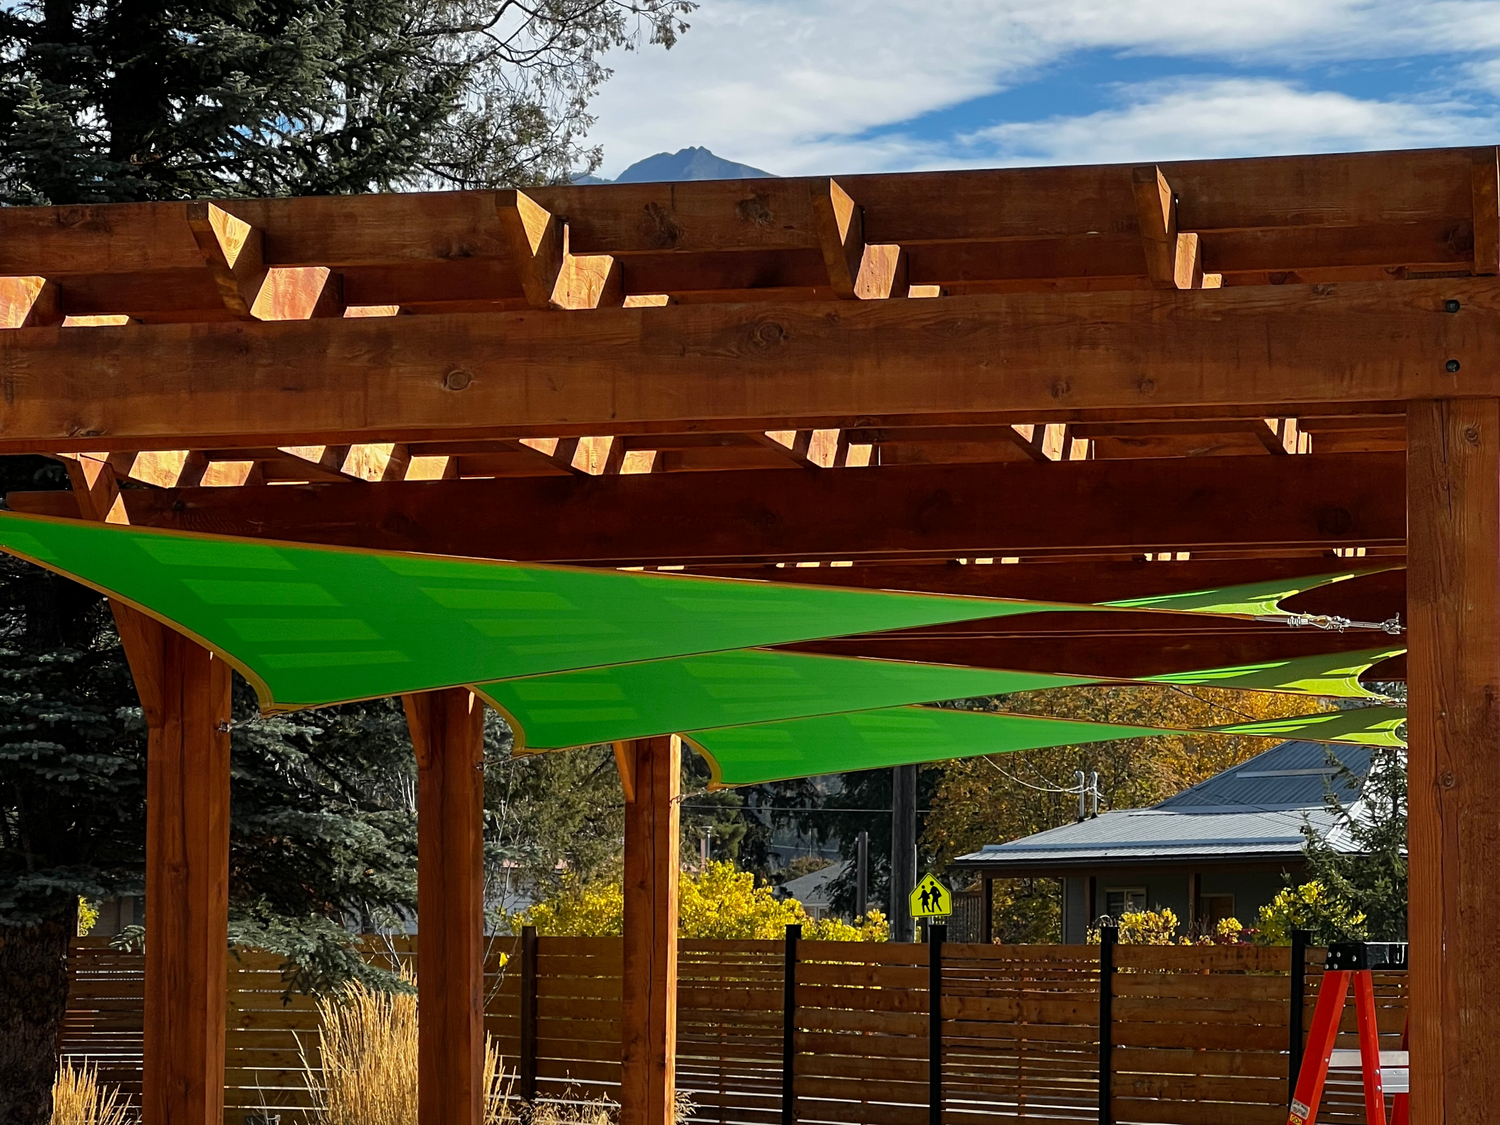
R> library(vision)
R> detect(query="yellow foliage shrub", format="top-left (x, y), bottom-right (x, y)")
top-left (512, 861), bottom-right (886, 940)
top-left (1255, 880), bottom-right (1367, 945)
top-left (1088, 907), bottom-right (1247, 946)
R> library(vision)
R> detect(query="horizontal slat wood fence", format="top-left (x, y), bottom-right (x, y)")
top-left (62, 937), bottom-right (1407, 1125)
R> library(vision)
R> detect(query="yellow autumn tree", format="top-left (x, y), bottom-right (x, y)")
top-left (1255, 880), bottom-right (1367, 945)
top-left (922, 685), bottom-right (1336, 941)
top-left (510, 861), bottom-right (887, 941)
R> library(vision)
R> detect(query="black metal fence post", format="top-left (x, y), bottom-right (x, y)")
top-left (856, 830), bottom-right (869, 918)
top-left (929, 921), bottom-right (946, 1125)
top-left (783, 922), bottom-right (801, 1125)
top-left (1289, 928), bottom-right (1310, 1102)
top-left (520, 924), bottom-right (539, 1102)
top-left (1098, 924), bottom-right (1118, 1125)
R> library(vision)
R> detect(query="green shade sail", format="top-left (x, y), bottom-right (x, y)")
top-left (477, 650), bottom-right (1095, 752)
top-left (686, 703), bottom-right (1407, 787)
top-left (1212, 705), bottom-right (1407, 749)
top-left (0, 513), bottom-right (1409, 789)
top-left (0, 513), bottom-right (1092, 711)
top-left (1102, 567), bottom-right (1391, 617)
top-left (481, 645), bottom-right (1406, 754)
top-left (1139, 647), bottom-right (1405, 699)
top-left (686, 708), bottom-right (1188, 787)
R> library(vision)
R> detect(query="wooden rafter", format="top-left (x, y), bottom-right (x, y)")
top-left (0, 147), bottom-right (1491, 325)
top-left (9, 453), bottom-right (1404, 565)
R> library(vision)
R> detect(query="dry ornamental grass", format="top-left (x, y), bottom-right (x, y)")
top-left (300, 971), bottom-right (518, 1125)
top-left (51, 1060), bottom-right (131, 1125)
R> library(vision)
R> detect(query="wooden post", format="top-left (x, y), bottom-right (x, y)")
top-left (405, 689), bottom-right (487, 1125)
top-left (1407, 398), bottom-right (1500, 1125)
top-left (135, 619), bottom-right (232, 1125)
top-left (892, 765), bottom-right (918, 943)
top-left (622, 735), bottom-right (680, 1125)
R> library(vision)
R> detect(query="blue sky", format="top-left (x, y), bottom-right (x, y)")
top-left (585, 0), bottom-right (1500, 177)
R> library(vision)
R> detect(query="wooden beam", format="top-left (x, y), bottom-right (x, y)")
top-left (497, 190), bottom-right (622, 310)
top-left (0, 277), bottom-right (1487, 451)
top-left (188, 202), bottom-right (265, 318)
top-left (0, 276), bottom-right (61, 328)
top-left (1473, 147), bottom-right (1500, 277)
top-left (404, 688), bottom-right (487, 1125)
top-left (790, 623), bottom-right (1407, 681)
top-left (0, 149), bottom-right (1475, 275)
top-left (613, 741), bottom-right (637, 803)
top-left (188, 201), bottom-right (344, 320)
top-left (621, 735), bottom-right (680, 1125)
top-left (1406, 398), bottom-right (1500, 1125)
top-left (32, 453), bottom-right (1405, 565)
top-left (139, 624), bottom-right (232, 1125)
top-left (810, 179), bottom-right (907, 300)
top-left (58, 452), bottom-right (126, 522)
top-left (687, 558), bottom-right (1406, 615)
top-left (1133, 166), bottom-right (1180, 288)
top-left (1133, 166), bottom-right (1220, 290)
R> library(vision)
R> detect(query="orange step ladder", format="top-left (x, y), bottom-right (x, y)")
top-left (1287, 942), bottom-right (1408, 1125)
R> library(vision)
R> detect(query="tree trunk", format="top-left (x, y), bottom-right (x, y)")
top-left (0, 910), bottom-right (74, 1125)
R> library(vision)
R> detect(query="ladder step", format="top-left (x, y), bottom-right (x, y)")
top-left (1328, 1050), bottom-right (1410, 1068)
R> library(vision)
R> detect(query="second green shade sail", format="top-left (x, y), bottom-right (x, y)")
top-left (686, 704), bottom-right (1408, 787)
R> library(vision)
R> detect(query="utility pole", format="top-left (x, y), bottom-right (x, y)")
top-left (855, 830), bottom-right (869, 918)
top-left (891, 765), bottom-right (918, 942)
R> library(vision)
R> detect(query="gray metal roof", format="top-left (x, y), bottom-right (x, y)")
top-left (954, 740), bottom-right (1371, 870)
top-left (1156, 741), bottom-right (1371, 811)
top-left (776, 859), bottom-right (850, 906)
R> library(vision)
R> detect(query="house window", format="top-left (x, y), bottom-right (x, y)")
top-left (1200, 894), bottom-right (1236, 927)
top-left (1103, 887), bottom-right (1147, 919)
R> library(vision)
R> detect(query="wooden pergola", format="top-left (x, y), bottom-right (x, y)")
top-left (0, 145), bottom-right (1488, 1125)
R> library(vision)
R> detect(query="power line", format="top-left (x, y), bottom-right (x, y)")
top-left (679, 803), bottom-right (931, 814)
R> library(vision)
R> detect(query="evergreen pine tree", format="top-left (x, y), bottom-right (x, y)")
top-left (1302, 745), bottom-right (1408, 941)
top-left (0, 0), bottom-right (693, 204)
top-left (0, 458), bottom-right (434, 1122)
top-left (0, 0), bottom-right (693, 1113)
top-left (0, 461), bottom-right (148, 1121)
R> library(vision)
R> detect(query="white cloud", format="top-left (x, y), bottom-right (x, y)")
top-left (962, 78), bottom-right (1497, 166)
top-left (586, 0), bottom-right (1500, 176)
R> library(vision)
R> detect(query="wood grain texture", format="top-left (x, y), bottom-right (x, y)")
top-left (1406, 399), bottom-right (1500, 1125)
top-left (0, 278), bottom-right (1492, 452)
top-left (142, 631), bottom-right (232, 1125)
top-left (621, 736), bottom-right (680, 1125)
top-left (0, 148), bottom-right (1473, 274)
top-left (1472, 148), bottom-right (1500, 277)
top-left (54, 453), bottom-right (1408, 565)
top-left (405, 689), bottom-right (488, 1125)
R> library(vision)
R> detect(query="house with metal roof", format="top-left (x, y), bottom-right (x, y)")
top-left (951, 740), bottom-right (1373, 944)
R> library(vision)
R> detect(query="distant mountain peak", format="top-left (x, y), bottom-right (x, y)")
top-left (577, 147), bottom-right (774, 185)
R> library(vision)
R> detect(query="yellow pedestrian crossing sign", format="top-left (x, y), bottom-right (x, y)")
top-left (909, 873), bottom-right (951, 918)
